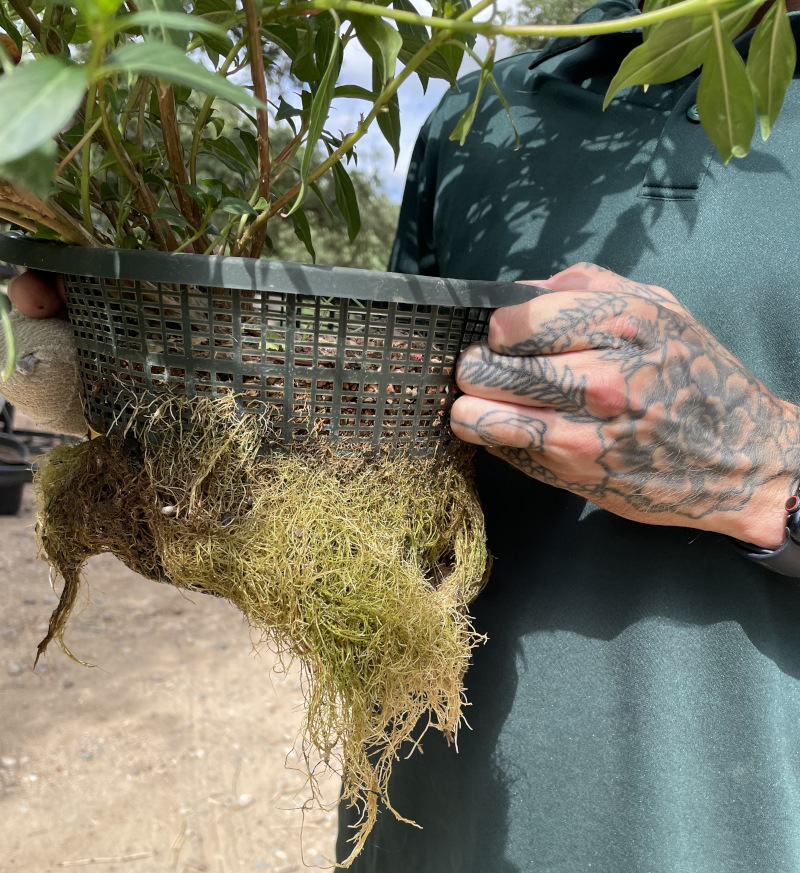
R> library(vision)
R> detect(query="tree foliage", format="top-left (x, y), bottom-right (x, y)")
top-left (511, 0), bottom-right (596, 53)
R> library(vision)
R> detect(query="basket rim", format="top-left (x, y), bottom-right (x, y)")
top-left (0, 233), bottom-right (540, 307)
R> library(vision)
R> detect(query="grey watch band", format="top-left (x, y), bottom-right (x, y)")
top-left (734, 492), bottom-right (800, 577)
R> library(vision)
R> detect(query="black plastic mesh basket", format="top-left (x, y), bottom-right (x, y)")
top-left (0, 236), bottom-right (534, 456)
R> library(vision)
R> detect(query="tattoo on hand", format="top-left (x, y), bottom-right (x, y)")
top-left (456, 278), bottom-right (800, 523)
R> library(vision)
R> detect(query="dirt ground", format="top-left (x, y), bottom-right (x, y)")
top-left (0, 475), bottom-right (341, 873)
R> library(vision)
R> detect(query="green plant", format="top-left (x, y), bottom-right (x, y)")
top-left (0, 0), bottom-right (794, 263)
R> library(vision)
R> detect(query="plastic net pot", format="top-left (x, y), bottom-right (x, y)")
top-left (0, 235), bottom-right (534, 457)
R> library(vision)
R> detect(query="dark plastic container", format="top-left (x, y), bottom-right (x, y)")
top-left (0, 233), bottom-right (540, 457)
top-left (0, 433), bottom-right (31, 515)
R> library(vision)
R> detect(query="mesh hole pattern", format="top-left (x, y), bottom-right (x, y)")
top-left (65, 275), bottom-right (492, 456)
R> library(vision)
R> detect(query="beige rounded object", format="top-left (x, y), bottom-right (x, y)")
top-left (0, 309), bottom-right (87, 436)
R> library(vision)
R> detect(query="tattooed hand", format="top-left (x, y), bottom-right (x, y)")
top-left (451, 263), bottom-right (800, 549)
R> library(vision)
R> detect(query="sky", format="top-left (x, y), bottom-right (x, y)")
top-left (328, 2), bottom-right (519, 203)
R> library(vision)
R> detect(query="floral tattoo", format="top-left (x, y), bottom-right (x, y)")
top-left (453, 272), bottom-right (800, 523)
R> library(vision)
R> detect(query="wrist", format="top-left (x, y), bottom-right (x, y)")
top-left (718, 400), bottom-right (800, 549)
top-left (725, 476), bottom-right (797, 550)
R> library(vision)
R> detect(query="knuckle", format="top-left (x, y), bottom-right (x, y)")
top-left (585, 371), bottom-right (629, 418)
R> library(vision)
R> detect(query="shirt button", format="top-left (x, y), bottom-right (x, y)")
top-left (686, 103), bottom-right (701, 123)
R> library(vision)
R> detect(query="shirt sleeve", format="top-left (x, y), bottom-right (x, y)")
top-left (388, 120), bottom-right (440, 278)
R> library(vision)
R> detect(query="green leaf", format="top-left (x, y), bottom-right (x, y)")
top-left (289, 27), bottom-right (340, 215)
top-left (352, 14), bottom-right (403, 84)
top-left (192, 0), bottom-right (236, 52)
top-left (450, 51), bottom-right (492, 146)
top-left (373, 66), bottom-right (401, 164)
top-left (0, 58), bottom-right (87, 164)
top-left (0, 3), bottom-right (22, 51)
top-left (153, 205), bottom-right (192, 228)
top-left (291, 25), bottom-right (318, 82)
top-left (261, 23), bottom-right (300, 59)
top-left (75, 0), bottom-right (125, 21)
top-left (604, 3), bottom-right (757, 108)
top-left (332, 160), bottom-right (361, 243)
top-left (314, 14), bottom-right (337, 79)
top-left (192, 0), bottom-right (236, 20)
top-left (205, 136), bottom-right (251, 173)
top-left (289, 208), bottom-right (316, 262)
top-left (103, 42), bottom-right (266, 109)
top-left (0, 292), bottom-right (15, 381)
top-left (438, 40), bottom-right (464, 84)
top-left (276, 96), bottom-right (302, 120)
top-left (180, 182), bottom-right (216, 208)
top-left (333, 84), bottom-right (375, 101)
top-left (124, 0), bottom-right (185, 47)
top-left (697, 17), bottom-right (756, 163)
top-left (641, 0), bottom-right (683, 42)
top-left (239, 129), bottom-right (258, 165)
top-left (392, 0), bottom-right (429, 89)
top-left (392, 0), bottom-right (428, 41)
top-left (0, 140), bottom-right (57, 198)
top-left (747, 0), bottom-right (796, 140)
top-left (116, 10), bottom-right (229, 40)
top-left (398, 35), bottom-right (458, 87)
top-left (310, 180), bottom-right (336, 222)
top-left (217, 196), bottom-right (256, 216)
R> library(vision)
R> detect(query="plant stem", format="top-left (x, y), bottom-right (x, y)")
top-left (188, 34), bottom-right (249, 186)
top-left (306, 0), bottom-right (733, 38)
top-left (98, 85), bottom-right (178, 251)
top-left (238, 16), bottom-right (457, 251)
top-left (80, 85), bottom-right (97, 234)
top-left (6, 0), bottom-right (60, 53)
top-left (242, 0), bottom-right (272, 259)
top-left (0, 208), bottom-right (37, 234)
top-left (155, 81), bottom-right (209, 248)
top-left (57, 116), bottom-right (103, 178)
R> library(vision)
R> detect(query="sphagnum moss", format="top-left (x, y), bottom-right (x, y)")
top-left (34, 396), bottom-right (489, 865)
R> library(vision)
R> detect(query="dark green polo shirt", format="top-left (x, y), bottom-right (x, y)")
top-left (338, 5), bottom-right (800, 871)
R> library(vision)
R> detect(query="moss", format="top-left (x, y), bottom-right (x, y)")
top-left (34, 396), bottom-right (489, 865)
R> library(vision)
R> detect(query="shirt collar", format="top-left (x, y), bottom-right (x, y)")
top-left (528, 0), bottom-right (642, 71)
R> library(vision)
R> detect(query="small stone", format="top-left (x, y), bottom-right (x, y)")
top-left (161, 504), bottom-right (177, 516)
top-left (292, 528), bottom-right (304, 538)
top-left (220, 512), bottom-right (233, 526)
top-left (62, 678), bottom-right (74, 689)
top-left (6, 662), bottom-right (21, 676)
top-left (236, 793), bottom-right (253, 808)
top-left (1, 756), bottom-right (18, 769)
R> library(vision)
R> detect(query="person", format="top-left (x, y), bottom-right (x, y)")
top-left (332, 1), bottom-right (800, 870)
top-left (8, 3), bottom-right (800, 868)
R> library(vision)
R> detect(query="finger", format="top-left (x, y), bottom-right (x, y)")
top-left (487, 282), bottom-right (667, 357)
top-left (7, 271), bottom-right (67, 319)
top-left (451, 395), bottom-right (549, 450)
top-left (544, 263), bottom-right (679, 307)
top-left (489, 264), bottom-right (688, 354)
top-left (486, 444), bottom-right (561, 488)
top-left (456, 342), bottom-right (627, 418)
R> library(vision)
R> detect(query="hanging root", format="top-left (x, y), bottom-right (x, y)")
top-left (34, 396), bottom-right (489, 865)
